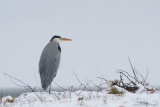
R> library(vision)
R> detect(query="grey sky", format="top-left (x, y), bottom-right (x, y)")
top-left (0, 0), bottom-right (160, 88)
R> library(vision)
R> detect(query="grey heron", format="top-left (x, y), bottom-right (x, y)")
top-left (39, 35), bottom-right (72, 93)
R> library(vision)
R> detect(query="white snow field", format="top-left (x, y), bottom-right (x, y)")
top-left (1, 88), bottom-right (160, 107)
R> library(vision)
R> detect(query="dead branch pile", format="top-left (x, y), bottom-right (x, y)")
top-left (110, 58), bottom-right (155, 93)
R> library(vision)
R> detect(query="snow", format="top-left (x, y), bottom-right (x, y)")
top-left (0, 0), bottom-right (160, 89)
top-left (1, 89), bottom-right (160, 107)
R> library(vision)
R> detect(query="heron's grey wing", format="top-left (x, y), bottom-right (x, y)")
top-left (39, 42), bottom-right (61, 90)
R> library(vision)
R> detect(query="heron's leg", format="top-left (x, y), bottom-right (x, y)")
top-left (49, 84), bottom-right (51, 94)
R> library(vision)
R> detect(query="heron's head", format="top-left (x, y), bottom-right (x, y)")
top-left (50, 35), bottom-right (72, 43)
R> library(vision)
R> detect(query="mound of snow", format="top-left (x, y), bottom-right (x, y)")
top-left (1, 89), bottom-right (160, 107)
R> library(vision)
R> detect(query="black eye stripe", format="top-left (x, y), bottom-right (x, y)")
top-left (50, 35), bottom-right (61, 41)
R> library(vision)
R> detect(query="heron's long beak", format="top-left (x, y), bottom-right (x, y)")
top-left (61, 38), bottom-right (72, 41)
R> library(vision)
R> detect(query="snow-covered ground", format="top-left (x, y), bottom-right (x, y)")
top-left (1, 88), bottom-right (160, 107)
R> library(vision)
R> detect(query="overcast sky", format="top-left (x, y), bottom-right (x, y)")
top-left (0, 0), bottom-right (160, 88)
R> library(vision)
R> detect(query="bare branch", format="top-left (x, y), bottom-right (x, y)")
top-left (128, 57), bottom-right (137, 79)
top-left (4, 72), bottom-right (44, 102)
top-left (53, 81), bottom-right (67, 91)
top-left (4, 73), bottom-right (35, 92)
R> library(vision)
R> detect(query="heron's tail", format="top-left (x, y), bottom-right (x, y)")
top-left (42, 84), bottom-right (48, 90)
top-left (41, 78), bottom-right (51, 91)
